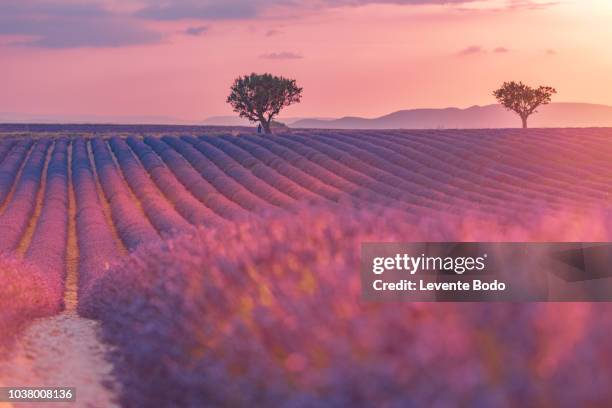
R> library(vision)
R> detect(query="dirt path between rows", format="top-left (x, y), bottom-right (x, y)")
top-left (0, 311), bottom-right (119, 408)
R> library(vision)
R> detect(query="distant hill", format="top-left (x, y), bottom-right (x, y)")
top-left (290, 103), bottom-right (612, 129)
top-left (4, 103), bottom-right (612, 129)
top-left (201, 116), bottom-right (334, 127)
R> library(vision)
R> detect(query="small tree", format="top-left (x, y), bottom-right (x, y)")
top-left (493, 81), bottom-right (556, 128)
top-left (227, 73), bottom-right (302, 134)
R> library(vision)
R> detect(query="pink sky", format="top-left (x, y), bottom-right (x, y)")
top-left (1, 0), bottom-right (611, 122)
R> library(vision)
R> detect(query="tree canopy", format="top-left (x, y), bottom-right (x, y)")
top-left (493, 81), bottom-right (556, 128)
top-left (227, 73), bottom-right (302, 134)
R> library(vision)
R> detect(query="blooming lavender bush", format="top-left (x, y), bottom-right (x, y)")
top-left (81, 205), bottom-right (612, 407)
top-left (0, 256), bottom-right (63, 351)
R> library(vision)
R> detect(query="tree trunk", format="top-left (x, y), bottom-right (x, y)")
top-left (521, 116), bottom-right (528, 129)
top-left (262, 120), bottom-right (272, 134)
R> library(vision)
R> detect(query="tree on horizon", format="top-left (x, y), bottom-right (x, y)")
top-left (493, 81), bottom-right (556, 128)
top-left (227, 73), bottom-right (302, 134)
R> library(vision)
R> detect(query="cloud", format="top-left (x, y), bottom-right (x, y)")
top-left (185, 26), bottom-right (209, 36)
top-left (0, 1), bottom-right (161, 48)
top-left (457, 45), bottom-right (485, 56)
top-left (545, 49), bottom-right (557, 55)
top-left (506, 0), bottom-right (560, 10)
top-left (457, 46), bottom-right (513, 56)
top-left (134, 1), bottom-right (478, 22)
top-left (265, 29), bottom-right (282, 37)
top-left (136, 1), bottom-right (261, 21)
top-left (260, 51), bottom-right (303, 59)
top-left (134, 0), bottom-right (556, 22)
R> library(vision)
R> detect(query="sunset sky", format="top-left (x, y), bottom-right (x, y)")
top-left (1, 0), bottom-right (611, 122)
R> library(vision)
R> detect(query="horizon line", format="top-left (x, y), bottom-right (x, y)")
top-left (1, 101), bottom-right (610, 125)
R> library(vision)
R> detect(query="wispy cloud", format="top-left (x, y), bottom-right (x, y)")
top-left (135, 1), bottom-right (261, 21)
top-left (265, 29), bottom-right (282, 37)
top-left (0, 1), bottom-right (161, 48)
top-left (457, 45), bottom-right (485, 56)
top-left (457, 46), bottom-right (513, 56)
top-left (260, 51), bottom-right (303, 59)
top-left (506, 0), bottom-right (560, 10)
top-left (545, 49), bottom-right (557, 55)
top-left (134, 0), bottom-right (558, 22)
top-left (185, 26), bottom-right (209, 36)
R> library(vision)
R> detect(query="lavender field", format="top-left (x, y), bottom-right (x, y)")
top-left (1, 128), bottom-right (612, 406)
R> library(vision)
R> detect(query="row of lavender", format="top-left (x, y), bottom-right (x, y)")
top-left (0, 139), bottom-right (65, 347)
